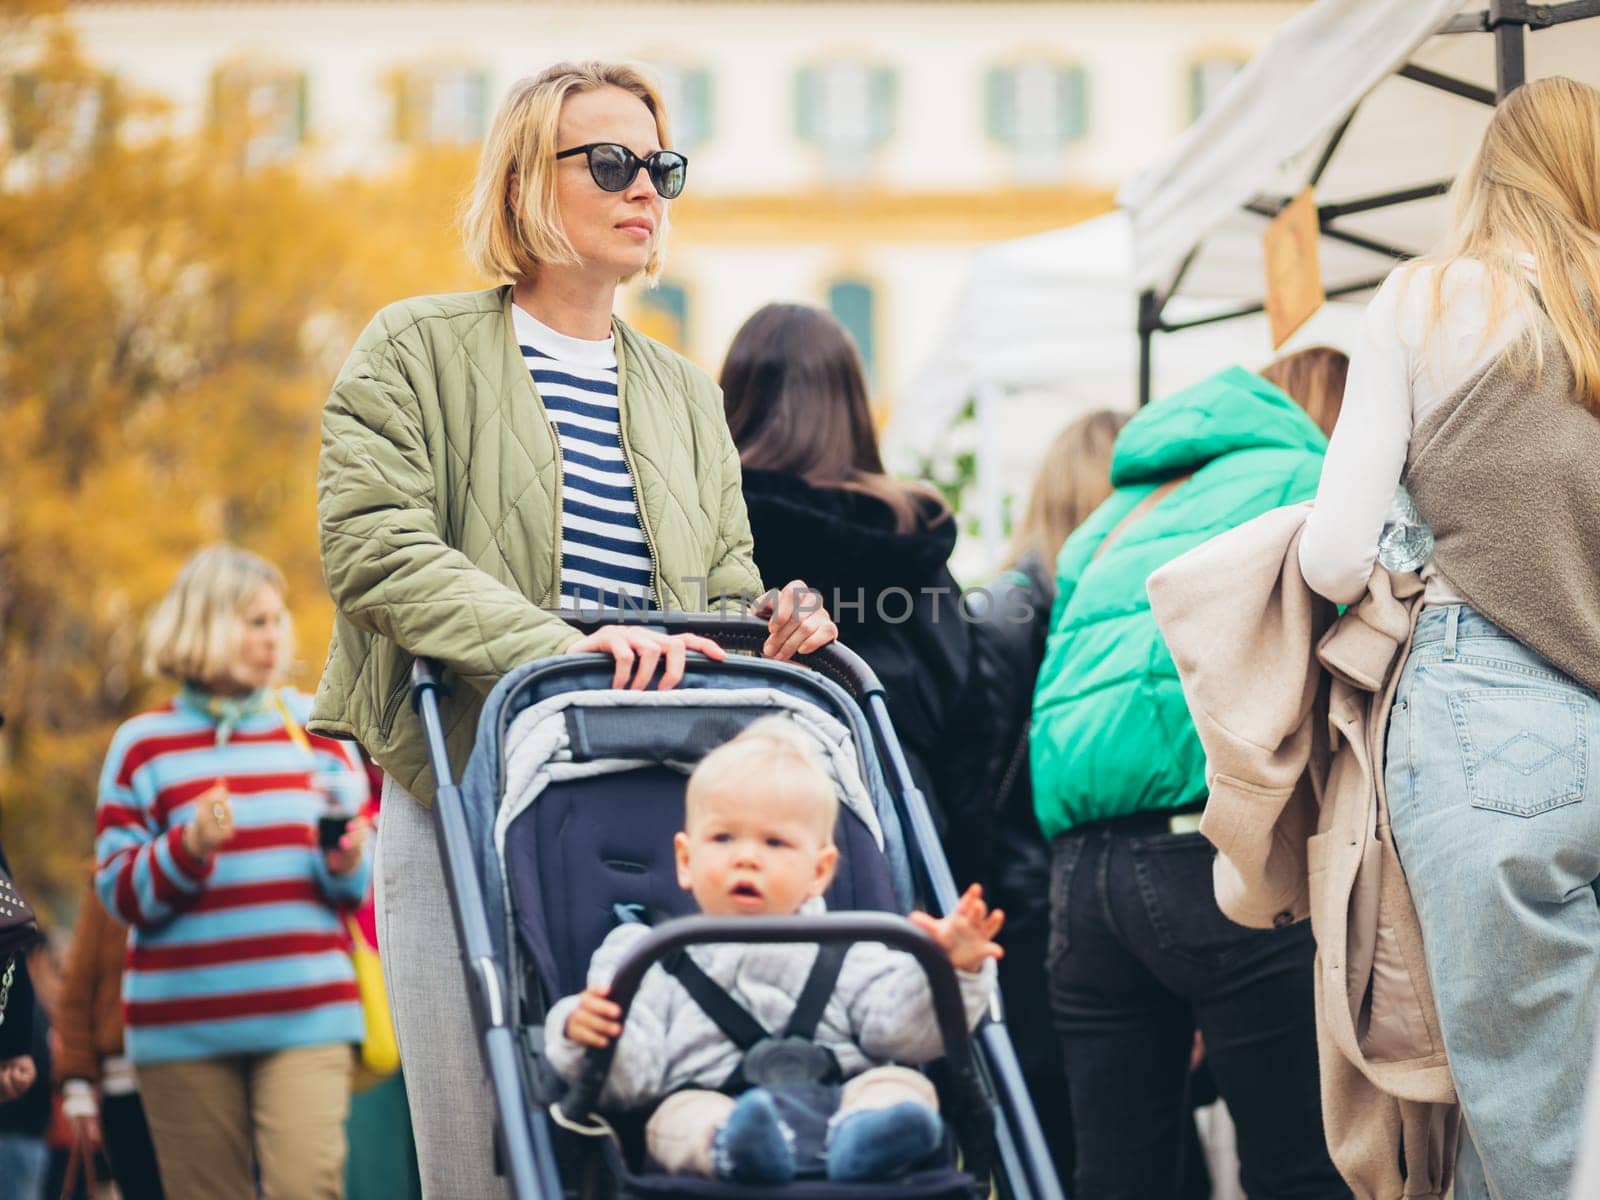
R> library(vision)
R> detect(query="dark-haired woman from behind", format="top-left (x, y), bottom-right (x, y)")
top-left (720, 302), bottom-right (969, 832)
top-left (946, 409), bottom-right (1126, 1178)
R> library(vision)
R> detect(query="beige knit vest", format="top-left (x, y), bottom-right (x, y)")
top-left (1404, 311), bottom-right (1600, 694)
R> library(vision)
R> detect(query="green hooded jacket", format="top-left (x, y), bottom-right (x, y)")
top-left (309, 287), bottom-right (763, 802)
top-left (1030, 366), bottom-right (1327, 839)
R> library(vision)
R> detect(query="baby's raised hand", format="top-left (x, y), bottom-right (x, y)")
top-left (909, 884), bottom-right (1005, 974)
top-left (564, 985), bottom-right (624, 1049)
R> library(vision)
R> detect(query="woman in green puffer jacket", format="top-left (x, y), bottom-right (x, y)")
top-left (1030, 349), bottom-right (1352, 1200)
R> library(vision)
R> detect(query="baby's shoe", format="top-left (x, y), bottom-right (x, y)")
top-left (712, 1089), bottom-right (796, 1185)
top-left (825, 1102), bottom-right (943, 1181)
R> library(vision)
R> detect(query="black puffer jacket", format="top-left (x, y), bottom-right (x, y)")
top-left (0, 842), bottom-right (49, 1139)
top-left (945, 555), bottom-right (1059, 1085)
top-left (740, 469), bottom-right (969, 833)
top-left (0, 843), bottom-right (34, 1064)
top-left (944, 553), bottom-right (1054, 896)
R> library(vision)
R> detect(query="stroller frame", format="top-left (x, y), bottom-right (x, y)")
top-left (411, 610), bottom-right (1065, 1200)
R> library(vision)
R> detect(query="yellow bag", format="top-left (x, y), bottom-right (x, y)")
top-left (347, 915), bottom-right (401, 1089)
top-left (270, 694), bottom-right (398, 1087)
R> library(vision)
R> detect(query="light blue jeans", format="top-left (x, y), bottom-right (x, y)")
top-left (1385, 605), bottom-right (1600, 1200)
top-left (0, 1133), bottom-right (49, 1199)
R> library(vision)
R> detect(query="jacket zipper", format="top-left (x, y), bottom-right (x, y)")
top-left (379, 674), bottom-right (409, 737)
top-left (548, 418), bottom-right (565, 607)
top-left (613, 337), bottom-right (662, 604)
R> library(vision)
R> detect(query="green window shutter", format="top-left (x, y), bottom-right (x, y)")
top-left (869, 66), bottom-right (896, 147)
top-left (640, 280), bottom-right (691, 351)
top-left (208, 66), bottom-right (228, 132)
top-left (985, 65), bottom-right (1015, 145)
top-left (684, 68), bottom-right (712, 148)
top-left (794, 65), bottom-right (819, 144)
top-left (1189, 59), bottom-right (1242, 123)
top-left (293, 71), bottom-right (308, 144)
top-left (1060, 64), bottom-right (1088, 142)
top-left (827, 279), bottom-right (876, 389)
top-left (10, 72), bottom-right (39, 152)
top-left (468, 69), bottom-right (488, 140)
top-left (392, 72), bottom-right (418, 143)
top-left (95, 74), bottom-right (120, 143)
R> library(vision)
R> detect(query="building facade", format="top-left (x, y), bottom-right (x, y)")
top-left (60, 0), bottom-right (1302, 403)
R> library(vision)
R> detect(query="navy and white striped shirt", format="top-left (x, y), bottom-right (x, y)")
top-left (514, 305), bottom-right (655, 611)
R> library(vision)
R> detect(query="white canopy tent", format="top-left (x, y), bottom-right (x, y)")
top-left (892, 0), bottom-right (1600, 574)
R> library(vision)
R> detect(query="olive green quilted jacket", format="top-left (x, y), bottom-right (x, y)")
top-left (309, 286), bottom-right (763, 802)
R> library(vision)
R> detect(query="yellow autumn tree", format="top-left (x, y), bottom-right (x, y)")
top-left (0, 10), bottom-right (483, 912)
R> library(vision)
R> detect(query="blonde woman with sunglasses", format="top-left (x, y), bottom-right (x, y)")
top-left (312, 63), bottom-right (834, 1197)
top-left (1300, 77), bottom-right (1600, 1198)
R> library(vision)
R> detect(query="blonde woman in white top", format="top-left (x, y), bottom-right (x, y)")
top-left (1301, 77), bottom-right (1600, 1200)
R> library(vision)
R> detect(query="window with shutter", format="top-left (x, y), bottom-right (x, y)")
top-left (394, 66), bottom-right (487, 146)
top-left (5, 69), bottom-right (113, 177)
top-left (653, 64), bottom-right (712, 150)
top-left (987, 60), bottom-right (1088, 179)
top-left (1188, 54), bottom-right (1246, 123)
top-left (427, 68), bottom-right (487, 144)
top-left (795, 61), bottom-right (896, 181)
top-left (636, 279), bottom-right (691, 353)
top-left (210, 63), bottom-right (305, 168)
top-left (827, 279), bottom-right (877, 388)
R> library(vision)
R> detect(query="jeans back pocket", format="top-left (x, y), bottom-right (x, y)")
top-left (1447, 687), bottom-right (1588, 817)
top-left (1131, 835), bottom-right (1256, 964)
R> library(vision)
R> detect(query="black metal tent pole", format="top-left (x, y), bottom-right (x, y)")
top-left (1134, 1), bottom-right (1600, 406)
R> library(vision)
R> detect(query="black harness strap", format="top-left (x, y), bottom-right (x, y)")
top-left (661, 950), bottom-right (769, 1050)
top-left (782, 945), bottom-right (847, 1039)
top-left (661, 943), bottom-right (852, 1093)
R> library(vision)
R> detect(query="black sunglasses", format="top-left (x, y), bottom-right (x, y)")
top-left (555, 142), bottom-right (687, 200)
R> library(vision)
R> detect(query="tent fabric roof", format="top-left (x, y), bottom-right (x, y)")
top-left (891, 0), bottom-right (1600, 478)
top-left (1118, 0), bottom-right (1464, 292)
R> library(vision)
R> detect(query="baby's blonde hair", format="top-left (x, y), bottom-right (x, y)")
top-left (686, 716), bottom-right (839, 840)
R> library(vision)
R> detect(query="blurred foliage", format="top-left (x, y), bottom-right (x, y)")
top-left (0, 10), bottom-right (485, 917)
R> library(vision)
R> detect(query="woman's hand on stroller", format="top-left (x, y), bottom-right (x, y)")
top-left (909, 884), bottom-right (1006, 974)
top-left (564, 984), bottom-right (625, 1048)
top-left (752, 580), bottom-right (838, 661)
top-left (572, 626), bottom-right (728, 690)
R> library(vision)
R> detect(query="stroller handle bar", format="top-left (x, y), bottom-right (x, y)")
top-left (557, 913), bottom-right (975, 1125)
top-left (543, 607), bottom-right (887, 702)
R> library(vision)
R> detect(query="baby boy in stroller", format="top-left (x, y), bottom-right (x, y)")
top-left (545, 717), bottom-right (1003, 1186)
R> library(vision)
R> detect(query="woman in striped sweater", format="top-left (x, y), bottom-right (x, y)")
top-left (95, 545), bottom-right (371, 1200)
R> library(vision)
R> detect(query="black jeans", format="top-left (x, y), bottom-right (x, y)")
top-left (1047, 828), bottom-right (1348, 1200)
top-left (103, 1093), bottom-right (165, 1200)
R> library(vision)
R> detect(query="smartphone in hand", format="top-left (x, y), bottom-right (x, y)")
top-left (318, 814), bottom-right (352, 852)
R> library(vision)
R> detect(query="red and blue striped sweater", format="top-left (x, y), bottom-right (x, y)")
top-left (95, 687), bottom-right (371, 1065)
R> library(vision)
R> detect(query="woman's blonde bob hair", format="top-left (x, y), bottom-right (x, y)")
top-left (1003, 409), bottom-right (1128, 572)
top-left (1417, 75), bottom-right (1600, 415)
top-left (462, 61), bottom-right (673, 284)
top-left (144, 545), bottom-right (291, 687)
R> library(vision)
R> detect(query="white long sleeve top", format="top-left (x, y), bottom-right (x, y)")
top-left (1298, 257), bottom-right (1534, 605)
